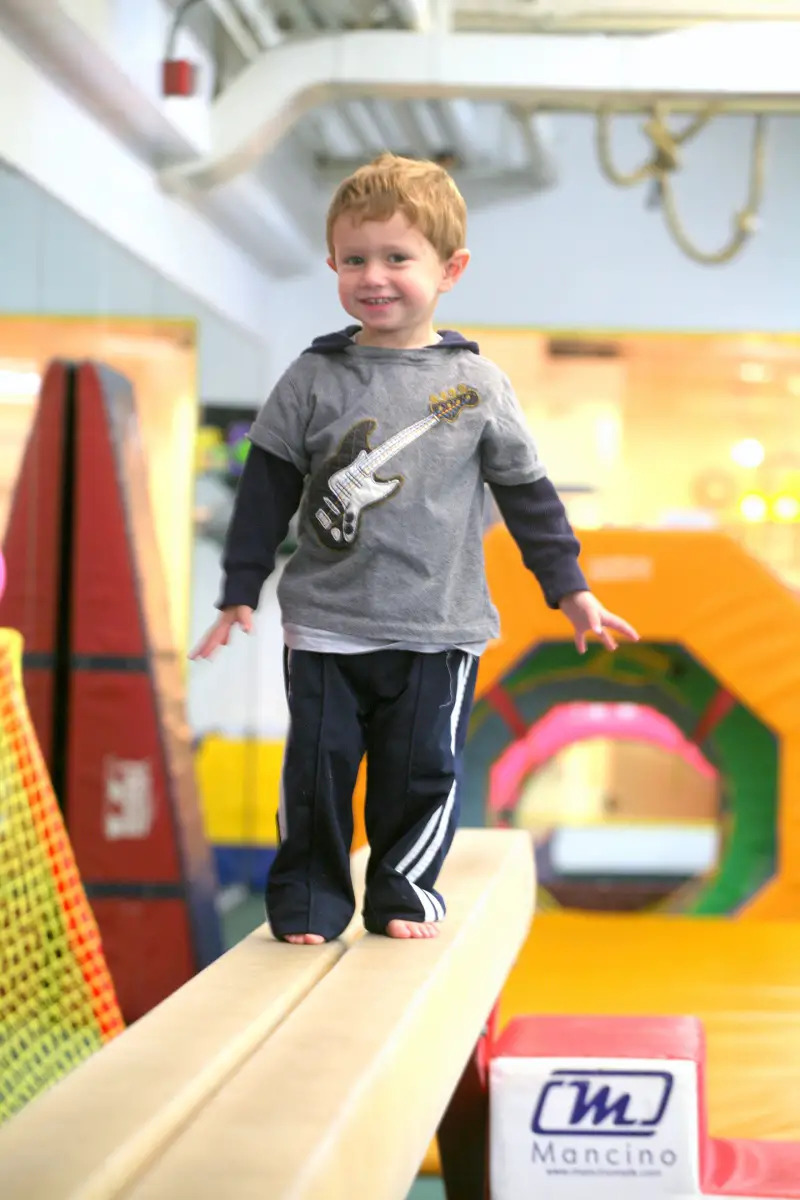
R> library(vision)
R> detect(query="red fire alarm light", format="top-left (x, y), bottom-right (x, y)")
top-left (162, 58), bottom-right (197, 97)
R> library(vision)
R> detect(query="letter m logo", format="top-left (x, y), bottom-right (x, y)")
top-left (570, 1080), bottom-right (637, 1127)
top-left (532, 1069), bottom-right (673, 1138)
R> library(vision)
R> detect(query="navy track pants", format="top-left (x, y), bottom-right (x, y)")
top-left (266, 647), bottom-right (478, 940)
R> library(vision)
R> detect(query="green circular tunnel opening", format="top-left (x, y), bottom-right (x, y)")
top-left (462, 641), bottom-right (778, 914)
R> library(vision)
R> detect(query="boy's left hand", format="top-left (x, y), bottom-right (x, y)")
top-left (558, 590), bottom-right (639, 655)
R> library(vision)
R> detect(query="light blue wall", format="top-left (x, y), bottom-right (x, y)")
top-left (451, 114), bottom-right (800, 332)
top-left (0, 161), bottom-right (269, 404)
top-left (7, 113), bottom-right (794, 404)
top-left (267, 113), bottom-right (800, 373)
top-left (191, 112), bottom-right (800, 739)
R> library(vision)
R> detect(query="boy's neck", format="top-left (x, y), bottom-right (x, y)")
top-left (354, 322), bottom-right (439, 350)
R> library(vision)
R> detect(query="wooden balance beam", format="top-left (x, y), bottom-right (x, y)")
top-left (0, 855), bottom-right (368, 1200)
top-left (0, 830), bottom-right (534, 1200)
top-left (122, 829), bottom-right (533, 1200)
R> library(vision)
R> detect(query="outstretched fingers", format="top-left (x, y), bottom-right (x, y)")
top-left (602, 609), bottom-right (640, 644)
top-left (189, 624), bottom-right (230, 660)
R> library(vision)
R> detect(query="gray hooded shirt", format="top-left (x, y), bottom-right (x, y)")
top-left (248, 329), bottom-right (545, 645)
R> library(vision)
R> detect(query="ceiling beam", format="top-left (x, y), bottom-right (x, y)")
top-left (453, 0), bottom-right (800, 32)
top-left (0, 0), bottom-right (313, 275)
top-left (205, 0), bottom-right (261, 58)
top-left (160, 22), bottom-right (800, 191)
top-left (232, 0), bottom-right (282, 48)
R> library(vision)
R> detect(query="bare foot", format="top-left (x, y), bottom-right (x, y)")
top-left (385, 919), bottom-right (439, 939)
top-left (283, 933), bottom-right (326, 945)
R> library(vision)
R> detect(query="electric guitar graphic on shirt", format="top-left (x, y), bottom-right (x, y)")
top-left (307, 385), bottom-right (480, 550)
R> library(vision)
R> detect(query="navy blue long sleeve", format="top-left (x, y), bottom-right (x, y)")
top-left (489, 476), bottom-right (588, 608)
top-left (217, 446), bottom-right (304, 610)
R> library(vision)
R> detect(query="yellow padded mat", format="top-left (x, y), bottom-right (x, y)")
top-left (499, 912), bottom-right (800, 1141)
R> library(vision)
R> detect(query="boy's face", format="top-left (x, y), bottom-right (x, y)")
top-left (327, 210), bottom-right (469, 348)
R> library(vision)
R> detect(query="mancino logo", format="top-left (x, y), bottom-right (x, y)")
top-left (532, 1070), bottom-right (673, 1137)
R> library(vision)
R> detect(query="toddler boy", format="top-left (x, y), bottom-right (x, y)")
top-left (192, 153), bottom-right (637, 943)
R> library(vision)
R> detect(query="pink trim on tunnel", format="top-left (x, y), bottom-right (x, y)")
top-left (488, 701), bottom-right (717, 815)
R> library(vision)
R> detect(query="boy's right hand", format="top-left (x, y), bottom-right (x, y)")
top-left (189, 606), bottom-right (253, 660)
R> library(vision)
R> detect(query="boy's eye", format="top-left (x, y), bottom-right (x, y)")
top-left (388, 254), bottom-right (409, 264)
top-left (344, 255), bottom-right (365, 266)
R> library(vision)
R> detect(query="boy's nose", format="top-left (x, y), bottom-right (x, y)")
top-left (361, 260), bottom-right (386, 286)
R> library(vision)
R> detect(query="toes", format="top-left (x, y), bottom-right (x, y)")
top-left (283, 933), bottom-right (325, 945)
top-left (384, 919), bottom-right (440, 939)
top-left (386, 919), bottom-right (413, 939)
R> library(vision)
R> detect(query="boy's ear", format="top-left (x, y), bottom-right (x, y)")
top-left (440, 248), bottom-right (470, 292)
top-left (326, 255), bottom-right (337, 272)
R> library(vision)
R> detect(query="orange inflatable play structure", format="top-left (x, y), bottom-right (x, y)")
top-left (474, 524), bottom-right (800, 1143)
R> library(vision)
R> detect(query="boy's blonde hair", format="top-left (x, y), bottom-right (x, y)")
top-left (326, 153), bottom-right (467, 261)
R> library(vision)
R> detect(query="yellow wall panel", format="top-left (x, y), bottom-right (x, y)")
top-left (197, 737), bottom-right (368, 851)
